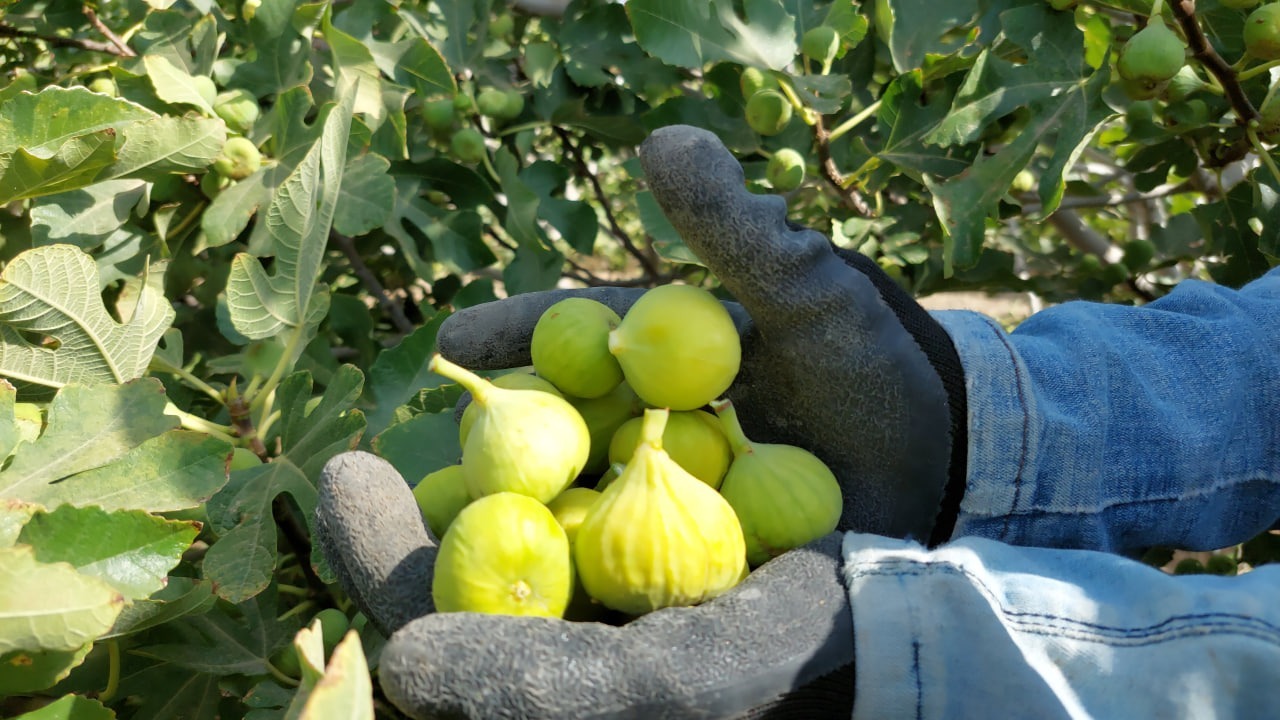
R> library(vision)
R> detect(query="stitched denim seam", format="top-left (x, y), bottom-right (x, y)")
top-left (957, 473), bottom-right (1280, 519)
top-left (850, 561), bottom-right (1280, 644)
top-left (986, 321), bottom-right (1032, 542)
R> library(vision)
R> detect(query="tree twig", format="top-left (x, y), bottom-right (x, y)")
top-left (552, 126), bottom-right (663, 281)
top-left (1170, 0), bottom-right (1256, 125)
top-left (330, 230), bottom-right (416, 335)
top-left (83, 8), bottom-right (136, 57)
top-left (0, 22), bottom-right (126, 56)
top-left (812, 114), bottom-right (873, 216)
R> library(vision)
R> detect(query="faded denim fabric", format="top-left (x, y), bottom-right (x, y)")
top-left (843, 268), bottom-right (1280, 718)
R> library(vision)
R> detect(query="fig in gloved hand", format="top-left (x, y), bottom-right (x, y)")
top-left (315, 124), bottom-right (972, 719)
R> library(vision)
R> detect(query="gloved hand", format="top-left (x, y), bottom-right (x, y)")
top-left (438, 124), bottom-right (968, 542)
top-left (314, 124), bottom-right (971, 718)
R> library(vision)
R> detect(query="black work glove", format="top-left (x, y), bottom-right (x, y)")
top-left (314, 124), bottom-right (970, 718)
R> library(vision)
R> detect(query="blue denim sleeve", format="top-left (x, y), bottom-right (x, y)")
top-left (843, 533), bottom-right (1280, 720)
top-left (933, 267), bottom-right (1280, 553)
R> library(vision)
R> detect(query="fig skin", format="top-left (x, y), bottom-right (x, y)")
top-left (1245, 3), bottom-right (1280, 60)
top-left (574, 408), bottom-right (746, 615)
top-left (1117, 21), bottom-right (1186, 91)
top-left (430, 354), bottom-right (589, 504)
top-left (431, 492), bottom-right (573, 617)
top-left (458, 371), bottom-right (562, 448)
top-left (546, 487), bottom-right (602, 545)
top-left (712, 398), bottom-right (842, 567)
top-left (767, 148), bottom-right (806, 191)
top-left (607, 409), bottom-right (732, 490)
top-left (412, 464), bottom-right (471, 539)
top-left (608, 284), bottom-right (742, 411)
top-left (801, 26), bottom-right (840, 67)
top-left (566, 381), bottom-right (643, 475)
top-left (531, 297), bottom-right (625, 399)
top-left (745, 89), bottom-right (793, 136)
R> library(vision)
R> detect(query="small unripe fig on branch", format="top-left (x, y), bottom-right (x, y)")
top-left (1117, 20), bottom-right (1186, 94)
top-left (1245, 4), bottom-right (1280, 60)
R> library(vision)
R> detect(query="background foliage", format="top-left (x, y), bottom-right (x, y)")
top-left (0, 0), bottom-right (1277, 716)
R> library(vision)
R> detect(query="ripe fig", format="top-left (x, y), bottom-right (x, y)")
top-left (213, 136), bottom-right (262, 180)
top-left (801, 26), bottom-right (840, 67)
top-left (574, 409), bottom-right (747, 615)
top-left (767, 148), bottom-right (806, 191)
top-left (711, 398), bottom-right (842, 567)
top-left (432, 492), bottom-right (573, 617)
top-left (566, 381), bottom-right (643, 474)
top-left (213, 88), bottom-right (260, 134)
top-left (430, 354), bottom-right (589, 503)
top-left (607, 409), bottom-right (732, 489)
top-left (1245, 3), bottom-right (1280, 60)
top-left (745, 89), bottom-right (793, 136)
top-left (1117, 21), bottom-right (1185, 92)
top-left (531, 297), bottom-right (625, 399)
top-left (412, 464), bottom-right (471, 538)
top-left (547, 486), bottom-right (602, 545)
top-left (458, 371), bottom-right (563, 448)
top-left (608, 284), bottom-right (741, 411)
top-left (450, 127), bottom-right (487, 163)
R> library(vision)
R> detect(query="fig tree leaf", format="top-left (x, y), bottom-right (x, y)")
top-left (204, 366), bottom-right (364, 602)
top-left (0, 245), bottom-right (176, 390)
top-left (0, 499), bottom-right (37, 547)
top-left (0, 645), bottom-right (93, 696)
top-left (627, 0), bottom-right (797, 71)
top-left (295, 632), bottom-right (374, 720)
top-left (372, 36), bottom-right (456, 99)
top-left (372, 411), bottom-right (460, 487)
top-left (117, 666), bottom-right (222, 720)
top-left (364, 312), bottom-right (450, 437)
top-left (323, 10), bottom-right (386, 133)
top-left (225, 90), bottom-right (354, 340)
top-left (0, 87), bottom-right (153, 157)
top-left (18, 505), bottom-right (199, 600)
top-left (132, 586), bottom-right (294, 675)
top-left (104, 577), bottom-right (217, 639)
top-left (333, 153), bottom-right (394, 236)
top-left (0, 132), bottom-right (118, 204)
top-left (201, 163), bottom-right (287, 249)
top-left (0, 378), bottom-right (18, 461)
top-left (863, 71), bottom-right (974, 189)
top-left (0, 545), bottom-right (125, 653)
top-left (876, 0), bottom-right (982, 73)
top-left (107, 114), bottom-right (226, 178)
top-left (35, 431), bottom-right (232, 513)
top-left (30, 180), bottom-right (149, 251)
top-left (5, 692), bottom-right (110, 720)
top-left (142, 54), bottom-right (216, 115)
top-left (0, 380), bottom-right (176, 504)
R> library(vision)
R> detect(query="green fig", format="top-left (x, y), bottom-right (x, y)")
top-left (213, 88), bottom-right (260, 134)
top-left (423, 97), bottom-right (457, 132)
top-left (412, 464), bottom-right (472, 538)
top-left (767, 148), bottom-right (806, 191)
top-left (739, 67), bottom-right (777, 99)
top-left (745, 89), bottom-right (793, 136)
top-left (450, 127), bottom-right (487, 163)
top-left (607, 409), bottom-right (732, 489)
top-left (574, 408), bottom-right (747, 615)
top-left (432, 492), bottom-right (573, 617)
top-left (1245, 3), bottom-right (1280, 60)
top-left (192, 75), bottom-right (218, 107)
top-left (476, 88), bottom-right (510, 118)
top-left (1117, 21), bottom-right (1185, 92)
top-left (567, 381), bottom-right (643, 475)
top-left (608, 284), bottom-right (742, 411)
top-left (312, 608), bottom-right (349, 655)
top-left (532, 298), bottom-right (625, 399)
top-left (88, 77), bottom-right (117, 97)
top-left (1121, 238), bottom-right (1156, 272)
top-left (229, 447), bottom-right (263, 472)
top-left (430, 354), bottom-right (590, 503)
top-left (801, 26), bottom-right (840, 67)
top-left (547, 486), bottom-right (602, 545)
top-left (459, 371), bottom-right (563, 448)
top-left (711, 398), bottom-right (842, 567)
top-left (213, 136), bottom-right (262, 180)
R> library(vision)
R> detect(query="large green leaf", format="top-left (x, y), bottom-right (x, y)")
top-left (225, 90), bottom-right (355, 340)
top-left (131, 586), bottom-right (294, 676)
top-left (0, 545), bottom-right (124, 653)
top-left (295, 632), bottom-right (374, 720)
top-left (0, 245), bottom-right (175, 389)
top-left (143, 54), bottom-right (216, 115)
top-left (627, 0), bottom-right (797, 71)
top-left (8, 693), bottom-right (113, 720)
top-left (204, 366), bottom-right (365, 602)
top-left (18, 505), bottom-right (198, 600)
top-left (0, 380), bottom-right (177, 504)
top-left (0, 645), bottom-right (93, 696)
top-left (363, 313), bottom-right (449, 437)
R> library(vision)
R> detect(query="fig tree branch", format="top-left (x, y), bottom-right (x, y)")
top-left (0, 23), bottom-right (126, 56)
top-left (813, 114), bottom-right (873, 217)
top-left (1170, 0), bottom-right (1258, 124)
top-left (552, 126), bottom-right (663, 281)
top-left (330, 230), bottom-right (416, 335)
top-left (83, 7), bottom-right (135, 57)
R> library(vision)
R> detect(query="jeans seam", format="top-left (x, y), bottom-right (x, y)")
top-left (850, 561), bottom-right (1280, 646)
top-left (985, 321), bottom-right (1032, 542)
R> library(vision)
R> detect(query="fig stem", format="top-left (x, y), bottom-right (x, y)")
top-left (638, 407), bottom-right (670, 450)
top-left (428, 354), bottom-right (490, 406)
top-left (709, 398), bottom-right (754, 457)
